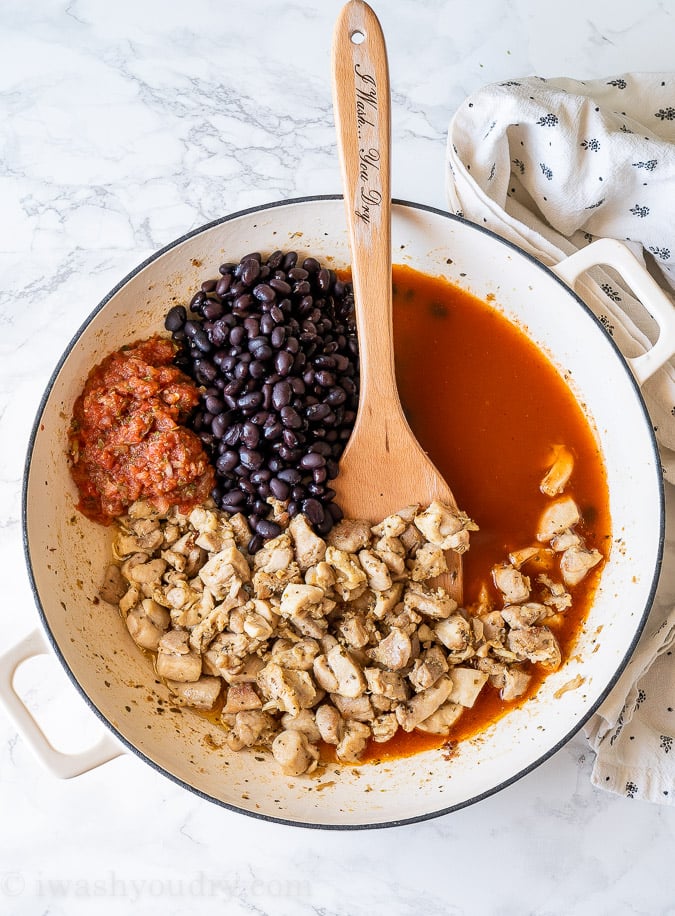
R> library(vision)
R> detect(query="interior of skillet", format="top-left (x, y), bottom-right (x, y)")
top-left (24, 198), bottom-right (662, 826)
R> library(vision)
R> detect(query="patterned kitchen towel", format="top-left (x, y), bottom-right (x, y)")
top-left (446, 73), bottom-right (675, 804)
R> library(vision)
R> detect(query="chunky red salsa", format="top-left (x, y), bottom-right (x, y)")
top-left (69, 336), bottom-right (214, 523)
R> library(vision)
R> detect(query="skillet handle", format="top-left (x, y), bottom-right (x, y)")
top-left (0, 629), bottom-right (124, 778)
top-left (552, 238), bottom-right (675, 385)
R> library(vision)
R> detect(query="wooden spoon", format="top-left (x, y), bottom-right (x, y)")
top-left (331, 0), bottom-right (463, 601)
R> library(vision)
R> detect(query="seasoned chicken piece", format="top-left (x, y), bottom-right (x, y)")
top-left (396, 676), bottom-right (454, 732)
top-left (288, 515), bottom-right (326, 570)
top-left (126, 598), bottom-right (170, 651)
top-left (358, 549), bottom-right (392, 592)
top-left (128, 557), bottom-right (167, 585)
top-left (537, 574), bottom-right (573, 612)
top-left (416, 701), bottom-right (464, 735)
top-left (501, 602), bottom-right (550, 629)
top-left (536, 496), bottom-right (581, 543)
top-left (304, 561), bottom-right (336, 591)
top-left (252, 563), bottom-right (302, 598)
top-left (313, 654), bottom-right (340, 693)
top-left (127, 499), bottom-right (158, 520)
top-left (167, 676), bottom-right (222, 710)
top-left (199, 544), bottom-right (250, 597)
top-left (550, 529), bottom-right (582, 552)
top-left (279, 584), bottom-right (325, 618)
top-left (408, 646), bottom-right (449, 692)
top-left (479, 610), bottom-right (506, 641)
top-left (326, 645), bottom-right (367, 698)
top-left (272, 729), bottom-right (319, 776)
top-left (226, 710), bottom-right (277, 751)
top-left (372, 535), bottom-right (407, 577)
top-left (560, 545), bottom-right (603, 586)
top-left (404, 581), bottom-right (457, 620)
top-left (257, 662), bottom-right (319, 716)
top-left (315, 703), bottom-right (344, 745)
top-left (414, 501), bottom-right (477, 553)
top-left (336, 721), bottom-right (371, 763)
top-left (448, 667), bottom-right (488, 707)
top-left (253, 533), bottom-right (294, 573)
top-left (280, 709), bottom-right (322, 744)
top-left (409, 543), bottom-right (448, 582)
top-left (372, 583), bottom-right (404, 619)
top-left (364, 667), bottom-right (409, 701)
top-left (271, 637), bottom-right (320, 671)
top-left (119, 584), bottom-right (141, 615)
top-left (371, 713), bottom-right (399, 743)
top-left (540, 445), bottom-right (574, 497)
top-left (434, 614), bottom-right (472, 653)
top-left (156, 629), bottom-right (202, 682)
top-left (371, 510), bottom-right (409, 538)
top-left (208, 653), bottom-right (264, 685)
top-left (223, 683), bottom-right (263, 714)
top-left (205, 633), bottom-right (262, 677)
top-left (189, 590), bottom-right (245, 653)
top-left (338, 614), bottom-right (372, 650)
top-left (507, 626), bottom-right (562, 669)
top-left (367, 627), bottom-right (412, 671)
top-left (227, 512), bottom-right (252, 551)
top-left (501, 666), bottom-right (532, 701)
top-left (331, 693), bottom-right (374, 722)
top-left (492, 564), bottom-right (531, 604)
top-left (508, 545), bottom-right (552, 569)
top-left (99, 564), bottom-right (126, 605)
top-left (325, 546), bottom-right (367, 598)
top-left (327, 518), bottom-right (371, 552)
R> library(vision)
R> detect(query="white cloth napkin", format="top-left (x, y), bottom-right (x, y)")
top-left (445, 73), bottom-right (675, 804)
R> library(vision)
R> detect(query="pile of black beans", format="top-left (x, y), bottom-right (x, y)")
top-left (164, 250), bottom-right (359, 550)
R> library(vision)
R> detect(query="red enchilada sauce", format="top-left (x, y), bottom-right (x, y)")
top-left (69, 336), bottom-right (214, 523)
top-left (357, 265), bottom-right (611, 763)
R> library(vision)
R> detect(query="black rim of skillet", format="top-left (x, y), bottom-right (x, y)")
top-left (22, 194), bottom-right (665, 830)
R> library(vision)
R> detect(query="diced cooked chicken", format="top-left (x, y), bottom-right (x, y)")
top-left (199, 544), bottom-right (250, 597)
top-left (288, 515), bottom-right (326, 570)
top-left (272, 730), bottom-right (319, 776)
top-left (414, 501), bottom-right (478, 553)
top-left (372, 583), bottom-right (404, 619)
top-left (536, 496), bottom-right (581, 543)
top-left (492, 564), bottom-right (531, 604)
top-left (501, 602), bottom-right (550, 629)
top-left (508, 545), bottom-right (552, 569)
top-left (537, 574), bottom-right (573, 612)
top-left (304, 561), bottom-right (336, 591)
top-left (416, 701), bottom-right (464, 735)
top-left (226, 512), bottom-right (252, 550)
top-left (257, 663), bottom-right (319, 716)
top-left (408, 646), bottom-right (449, 691)
top-left (326, 645), bottom-right (367, 698)
top-left (271, 637), bottom-right (320, 670)
top-left (338, 614), bottom-right (372, 649)
top-left (156, 629), bottom-right (202, 682)
top-left (507, 626), bottom-right (562, 669)
top-left (313, 654), bottom-right (340, 693)
top-left (127, 557), bottom-right (167, 585)
top-left (500, 666), bottom-right (532, 701)
top-left (368, 627), bottom-right (412, 670)
top-left (327, 518), bottom-right (371, 552)
top-left (315, 703), bottom-right (343, 745)
top-left (358, 549), bottom-right (392, 592)
top-left (396, 676), bottom-right (453, 732)
top-left (479, 610), bottom-right (506, 641)
top-left (167, 676), bottom-right (222, 710)
top-left (331, 694), bottom-right (374, 722)
top-left (325, 546), bottom-right (367, 598)
top-left (253, 533), bottom-right (294, 573)
top-left (279, 583), bottom-right (324, 618)
top-left (409, 543), bottom-right (448, 581)
top-left (364, 667), bottom-right (409, 701)
top-left (226, 710), bottom-right (277, 751)
top-left (371, 510), bottom-right (409, 538)
top-left (371, 713), bottom-right (399, 743)
top-left (99, 564), bottom-right (127, 604)
top-left (404, 581), bottom-right (457, 620)
top-left (434, 615), bottom-right (472, 653)
top-left (336, 721), bottom-right (371, 762)
top-left (372, 535), bottom-right (407, 577)
top-left (280, 709), bottom-right (322, 744)
top-left (560, 545), bottom-right (603, 586)
top-left (223, 682), bottom-right (263, 714)
top-left (125, 598), bottom-right (171, 651)
top-left (540, 445), bottom-right (574, 497)
top-left (448, 667), bottom-right (488, 707)
top-left (550, 529), bottom-right (582, 552)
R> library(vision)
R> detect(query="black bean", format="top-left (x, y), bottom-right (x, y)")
top-left (280, 406), bottom-right (302, 429)
top-left (300, 452), bottom-right (326, 470)
top-left (255, 518), bottom-right (282, 539)
top-left (217, 451), bottom-right (239, 474)
top-left (272, 380), bottom-right (291, 410)
top-left (202, 300), bottom-right (224, 320)
top-left (327, 502), bottom-right (344, 522)
top-left (241, 421), bottom-right (260, 448)
top-left (237, 391), bottom-right (264, 410)
top-left (317, 268), bottom-right (331, 292)
top-left (274, 350), bottom-right (293, 376)
top-left (240, 448), bottom-right (263, 470)
top-left (269, 477), bottom-right (290, 500)
top-left (165, 305), bottom-right (187, 331)
top-left (250, 468), bottom-right (271, 484)
top-left (233, 293), bottom-right (254, 313)
top-left (269, 278), bottom-right (291, 296)
top-left (241, 259), bottom-right (261, 286)
top-left (326, 386), bottom-right (347, 406)
top-left (248, 534), bottom-right (263, 553)
top-left (302, 498), bottom-right (325, 527)
top-left (249, 360), bottom-right (266, 379)
top-left (253, 283), bottom-right (275, 303)
top-left (314, 515), bottom-right (334, 536)
top-left (270, 326), bottom-right (285, 348)
top-left (211, 412), bottom-right (231, 439)
top-left (277, 468), bottom-right (301, 484)
top-left (243, 317), bottom-right (260, 338)
top-left (306, 403), bottom-right (331, 422)
top-left (263, 421), bottom-right (283, 440)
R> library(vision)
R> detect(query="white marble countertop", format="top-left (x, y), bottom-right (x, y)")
top-left (1, 0), bottom-right (674, 913)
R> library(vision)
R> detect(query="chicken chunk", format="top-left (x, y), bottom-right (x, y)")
top-left (279, 583), bottom-right (325, 618)
top-left (288, 515), bottom-right (326, 570)
top-left (226, 710), bottom-right (277, 751)
top-left (326, 645), bottom-right (367, 699)
top-left (257, 663), bottom-right (319, 716)
top-left (156, 629), bottom-right (202, 682)
top-left (396, 676), bottom-right (454, 732)
top-left (364, 667), bottom-right (409, 701)
top-left (409, 543), bottom-right (448, 581)
top-left (167, 676), bottom-right (222, 710)
top-left (560, 545), bottom-right (603, 587)
top-left (315, 703), bottom-right (343, 745)
top-left (253, 533), bottom-right (295, 573)
top-left (540, 445), bottom-right (574, 497)
top-left (223, 682), bottom-right (263, 714)
top-left (501, 602), bottom-right (550, 629)
top-left (331, 694), bottom-right (374, 722)
top-left (336, 721), bottom-right (371, 763)
top-left (368, 627), bottom-right (412, 671)
top-left (271, 637), bottom-right (321, 671)
top-left (358, 549), bottom-right (392, 592)
top-left (404, 581), bottom-right (457, 620)
top-left (280, 709), bottom-right (322, 744)
top-left (434, 615), bottom-right (472, 653)
top-left (448, 667), bottom-right (488, 707)
top-left (414, 501), bottom-right (477, 553)
top-left (325, 546), bottom-right (367, 598)
top-left (492, 564), bottom-right (531, 604)
top-left (99, 564), bottom-right (127, 604)
top-left (536, 496), bottom-right (581, 543)
top-left (199, 544), bottom-right (250, 597)
top-left (371, 713), bottom-right (399, 743)
top-left (416, 701), bottom-right (464, 735)
top-left (507, 626), bottom-right (562, 669)
top-left (326, 518), bottom-right (371, 552)
top-left (408, 646), bottom-right (449, 692)
top-left (126, 598), bottom-right (170, 651)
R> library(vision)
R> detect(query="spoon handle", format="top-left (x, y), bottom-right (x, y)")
top-left (332, 0), bottom-right (399, 414)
